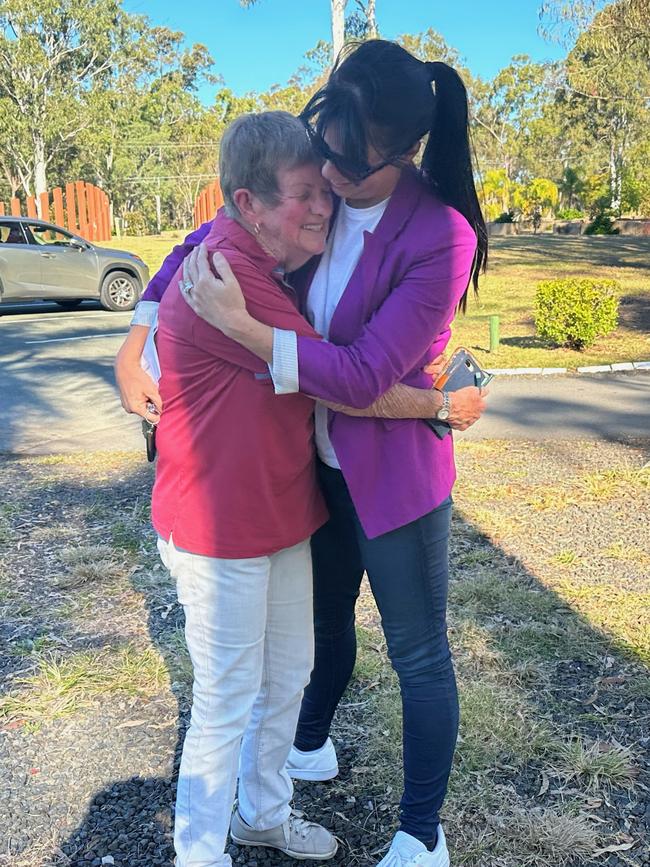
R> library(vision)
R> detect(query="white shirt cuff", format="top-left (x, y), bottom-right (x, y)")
top-left (269, 328), bottom-right (299, 394)
top-left (130, 300), bottom-right (160, 328)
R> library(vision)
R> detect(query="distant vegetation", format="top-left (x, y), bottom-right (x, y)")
top-left (1, 0), bottom-right (648, 232)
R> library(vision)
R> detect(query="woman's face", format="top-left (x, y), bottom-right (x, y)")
top-left (320, 127), bottom-right (406, 209)
top-left (255, 163), bottom-right (333, 271)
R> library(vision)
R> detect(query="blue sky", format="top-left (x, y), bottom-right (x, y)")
top-left (123, 0), bottom-right (565, 101)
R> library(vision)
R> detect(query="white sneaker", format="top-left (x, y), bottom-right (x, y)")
top-left (286, 737), bottom-right (339, 781)
top-left (375, 828), bottom-right (450, 867)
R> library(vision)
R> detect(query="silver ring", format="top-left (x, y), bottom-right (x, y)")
top-left (182, 279), bottom-right (194, 294)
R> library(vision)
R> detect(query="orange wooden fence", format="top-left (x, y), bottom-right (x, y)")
top-left (194, 179), bottom-right (224, 229)
top-left (0, 181), bottom-right (112, 242)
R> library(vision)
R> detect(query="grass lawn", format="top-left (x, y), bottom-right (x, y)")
top-left (106, 231), bottom-right (650, 370)
top-left (1, 442), bottom-right (648, 866)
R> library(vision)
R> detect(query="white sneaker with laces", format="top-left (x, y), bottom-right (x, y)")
top-left (375, 828), bottom-right (450, 867)
top-left (286, 737), bottom-right (339, 781)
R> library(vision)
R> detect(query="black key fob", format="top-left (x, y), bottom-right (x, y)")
top-left (142, 418), bottom-right (157, 462)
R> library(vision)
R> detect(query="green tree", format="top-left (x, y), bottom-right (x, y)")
top-left (514, 177), bottom-right (559, 217)
top-left (470, 56), bottom-right (555, 180)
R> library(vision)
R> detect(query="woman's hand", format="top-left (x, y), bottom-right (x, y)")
top-left (422, 353), bottom-right (447, 380)
top-left (447, 385), bottom-right (489, 431)
top-left (115, 327), bottom-right (162, 420)
top-left (181, 244), bottom-right (247, 333)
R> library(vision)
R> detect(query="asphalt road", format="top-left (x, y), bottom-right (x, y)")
top-left (1, 300), bottom-right (648, 455)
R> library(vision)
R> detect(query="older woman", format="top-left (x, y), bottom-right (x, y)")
top-left (150, 112), bottom-right (339, 867)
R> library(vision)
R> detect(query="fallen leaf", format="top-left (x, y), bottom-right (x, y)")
top-left (116, 719), bottom-right (146, 729)
top-left (592, 842), bottom-right (635, 856)
top-left (538, 772), bottom-right (550, 796)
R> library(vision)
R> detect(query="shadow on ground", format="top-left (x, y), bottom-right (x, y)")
top-left (0, 455), bottom-right (648, 867)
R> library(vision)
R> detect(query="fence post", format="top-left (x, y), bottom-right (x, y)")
top-left (0, 203), bottom-right (4, 217)
top-left (10, 198), bottom-right (21, 216)
top-left (52, 188), bottom-right (65, 227)
top-left (26, 196), bottom-right (37, 219)
top-left (75, 181), bottom-right (88, 238)
top-left (65, 183), bottom-right (77, 232)
top-left (39, 191), bottom-right (50, 222)
top-left (489, 315), bottom-right (500, 352)
top-left (86, 183), bottom-right (97, 241)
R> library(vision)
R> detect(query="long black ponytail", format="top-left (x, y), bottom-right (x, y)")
top-left (300, 39), bottom-right (487, 311)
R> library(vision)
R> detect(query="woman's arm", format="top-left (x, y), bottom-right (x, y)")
top-left (141, 221), bottom-right (212, 303)
top-left (114, 221), bottom-right (212, 417)
top-left (115, 325), bottom-right (161, 418)
top-left (182, 241), bottom-right (487, 430)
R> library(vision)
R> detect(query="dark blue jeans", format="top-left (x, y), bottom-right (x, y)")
top-left (295, 461), bottom-right (459, 845)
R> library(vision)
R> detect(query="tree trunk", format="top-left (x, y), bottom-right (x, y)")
top-left (331, 0), bottom-right (346, 63)
top-left (33, 135), bottom-right (48, 211)
top-left (364, 0), bottom-right (378, 37)
top-left (609, 140), bottom-right (622, 214)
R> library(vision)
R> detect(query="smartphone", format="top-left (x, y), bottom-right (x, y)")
top-left (425, 348), bottom-right (492, 439)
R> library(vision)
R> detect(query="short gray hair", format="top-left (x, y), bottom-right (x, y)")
top-left (219, 111), bottom-right (318, 218)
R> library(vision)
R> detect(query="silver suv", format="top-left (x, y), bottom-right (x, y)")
top-left (0, 216), bottom-right (150, 311)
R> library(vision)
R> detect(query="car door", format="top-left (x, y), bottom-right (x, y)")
top-left (24, 222), bottom-right (99, 299)
top-left (0, 220), bottom-right (43, 300)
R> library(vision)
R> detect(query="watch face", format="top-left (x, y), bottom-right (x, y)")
top-left (437, 408), bottom-right (450, 420)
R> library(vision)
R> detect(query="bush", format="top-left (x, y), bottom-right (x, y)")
top-left (535, 278), bottom-right (620, 350)
top-left (124, 210), bottom-right (148, 236)
top-left (584, 212), bottom-right (620, 235)
top-left (494, 210), bottom-right (515, 223)
top-left (556, 208), bottom-right (585, 220)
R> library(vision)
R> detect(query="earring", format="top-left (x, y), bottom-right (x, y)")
top-left (254, 222), bottom-right (261, 235)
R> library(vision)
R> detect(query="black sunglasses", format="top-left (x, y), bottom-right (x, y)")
top-left (302, 121), bottom-right (405, 184)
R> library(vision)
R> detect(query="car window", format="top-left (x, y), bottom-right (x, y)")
top-left (0, 221), bottom-right (27, 244)
top-left (27, 224), bottom-right (76, 247)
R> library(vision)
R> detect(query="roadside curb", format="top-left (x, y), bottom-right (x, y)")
top-left (487, 361), bottom-right (650, 376)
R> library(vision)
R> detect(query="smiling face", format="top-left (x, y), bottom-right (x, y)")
top-left (246, 162), bottom-right (334, 271)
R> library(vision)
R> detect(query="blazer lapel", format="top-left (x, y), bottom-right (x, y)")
top-left (328, 167), bottom-right (425, 343)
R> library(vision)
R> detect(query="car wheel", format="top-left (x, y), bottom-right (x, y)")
top-left (54, 299), bottom-right (83, 309)
top-left (99, 271), bottom-right (140, 311)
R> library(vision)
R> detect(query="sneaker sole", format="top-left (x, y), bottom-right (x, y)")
top-left (230, 834), bottom-right (338, 861)
top-left (287, 765), bottom-right (339, 781)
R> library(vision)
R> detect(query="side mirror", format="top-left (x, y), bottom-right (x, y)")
top-left (70, 239), bottom-right (87, 251)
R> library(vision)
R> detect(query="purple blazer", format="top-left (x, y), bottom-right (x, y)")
top-left (293, 169), bottom-right (476, 537)
top-left (142, 169), bottom-right (477, 539)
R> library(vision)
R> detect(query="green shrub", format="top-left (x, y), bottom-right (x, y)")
top-left (535, 278), bottom-right (620, 350)
top-left (556, 208), bottom-right (585, 220)
top-left (584, 212), bottom-right (620, 235)
top-left (124, 210), bottom-right (148, 236)
top-left (494, 210), bottom-right (515, 223)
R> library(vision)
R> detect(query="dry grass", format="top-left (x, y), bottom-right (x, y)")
top-left (0, 645), bottom-right (168, 724)
top-left (553, 738), bottom-right (637, 790)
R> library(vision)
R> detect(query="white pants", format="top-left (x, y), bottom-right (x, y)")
top-left (158, 536), bottom-right (315, 867)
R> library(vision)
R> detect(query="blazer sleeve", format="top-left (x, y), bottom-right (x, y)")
top-left (296, 218), bottom-right (477, 408)
top-left (141, 221), bottom-right (213, 302)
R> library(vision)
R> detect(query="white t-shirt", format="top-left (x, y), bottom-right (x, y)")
top-left (277, 197), bottom-right (389, 468)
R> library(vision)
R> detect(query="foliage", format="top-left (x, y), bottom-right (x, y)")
top-left (535, 277), bottom-right (620, 349)
top-left (494, 211), bottom-right (515, 223)
top-left (2, 0), bottom-right (650, 229)
top-left (556, 207), bottom-right (585, 219)
top-left (584, 212), bottom-right (620, 235)
top-left (514, 177), bottom-right (559, 217)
